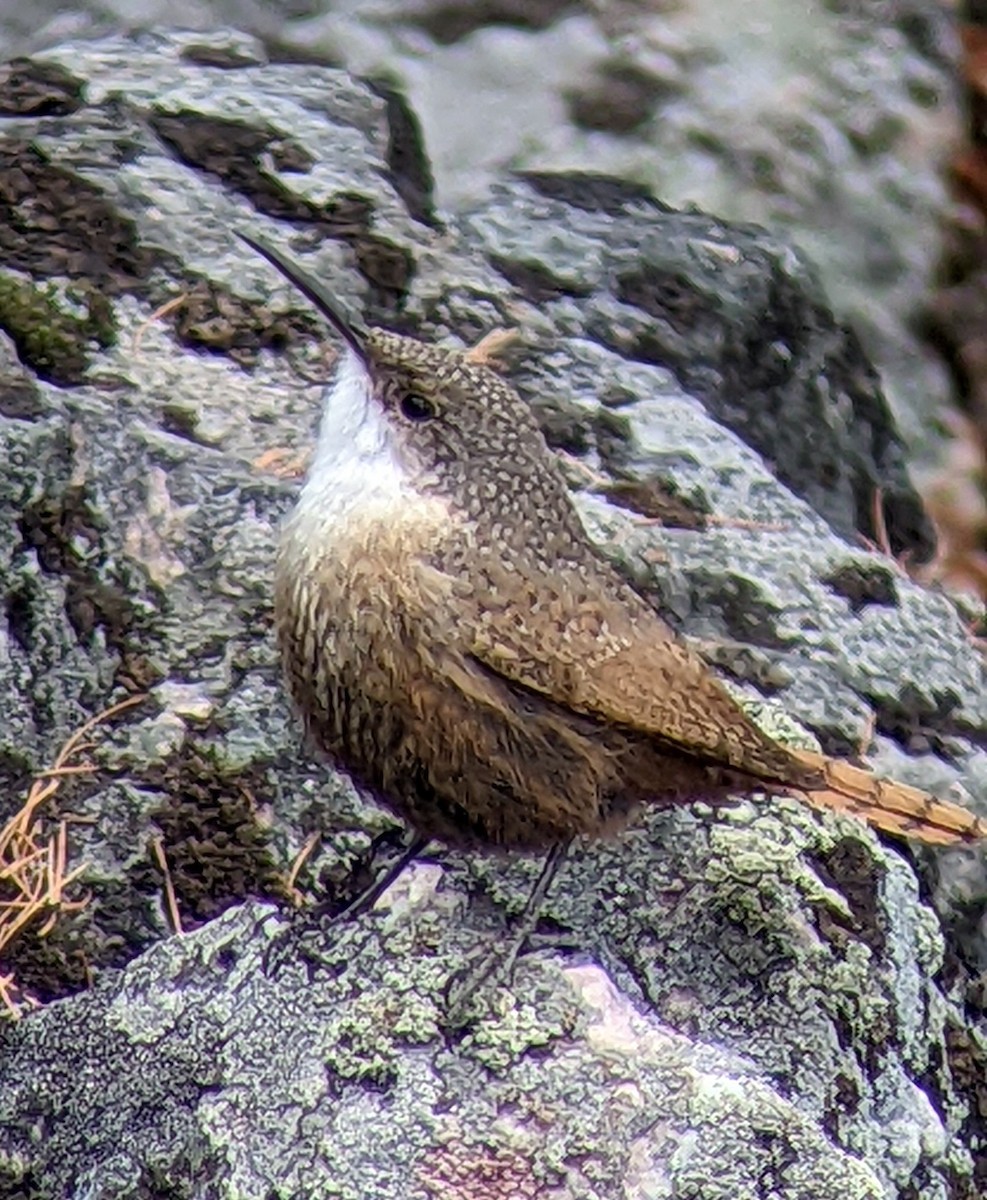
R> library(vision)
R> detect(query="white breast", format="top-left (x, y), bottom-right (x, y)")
top-left (293, 348), bottom-right (409, 531)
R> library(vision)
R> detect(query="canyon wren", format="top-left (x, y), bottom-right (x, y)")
top-left (241, 231), bottom-right (985, 930)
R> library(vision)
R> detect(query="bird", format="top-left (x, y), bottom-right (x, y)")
top-left (239, 231), bottom-right (985, 985)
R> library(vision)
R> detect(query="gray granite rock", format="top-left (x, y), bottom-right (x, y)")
top-left (248, 0), bottom-right (968, 474)
top-left (0, 28), bottom-right (984, 1200)
top-left (0, 1), bottom-right (964, 478)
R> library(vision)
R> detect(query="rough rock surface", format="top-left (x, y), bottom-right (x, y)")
top-left (0, 0), bottom-right (960, 473)
top-left (0, 28), bottom-right (985, 1200)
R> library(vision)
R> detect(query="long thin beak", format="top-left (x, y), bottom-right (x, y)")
top-left (236, 231), bottom-right (369, 365)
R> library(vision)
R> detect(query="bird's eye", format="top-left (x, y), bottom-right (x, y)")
top-left (399, 392), bottom-right (437, 422)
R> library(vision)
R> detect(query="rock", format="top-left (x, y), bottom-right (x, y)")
top-left (0, 28), bottom-right (984, 1200)
top-left (265, 0), bottom-right (960, 474)
top-left (0, 3), bottom-right (962, 475)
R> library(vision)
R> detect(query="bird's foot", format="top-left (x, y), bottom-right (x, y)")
top-left (443, 935), bottom-right (525, 1027)
top-left (444, 842), bottom-right (572, 1025)
top-left (259, 831), bottom-right (430, 978)
top-left (442, 926), bottom-right (581, 1026)
top-left (259, 897), bottom-right (377, 979)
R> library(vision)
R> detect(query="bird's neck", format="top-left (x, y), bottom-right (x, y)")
top-left (294, 347), bottom-right (409, 532)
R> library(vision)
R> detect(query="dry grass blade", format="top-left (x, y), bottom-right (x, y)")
top-left (151, 835), bottom-right (184, 936)
top-left (132, 293), bottom-right (189, 354)
top-left (0, 693), bottom-right (146, 1019)
top-left (286, 830), bottom-right (321, 905)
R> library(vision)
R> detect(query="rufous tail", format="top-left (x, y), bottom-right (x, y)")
top-left (791, 749), bottom-right (986, 846)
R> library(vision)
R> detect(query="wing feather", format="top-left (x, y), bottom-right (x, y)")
top-left (456, 552), bottom-right (814, 785)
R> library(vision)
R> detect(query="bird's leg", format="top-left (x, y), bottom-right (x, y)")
top-left (261, 830), bottom-right (430, 977)
top-left (325, 831), bottom-right (431, 924)
top-left (342, 824), bottom-right (415, 898)
top-left (444, 840), bottom-right (570, 1025)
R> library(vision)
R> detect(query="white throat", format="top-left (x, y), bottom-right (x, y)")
top-left (294, 348), bottom-right (409, 528)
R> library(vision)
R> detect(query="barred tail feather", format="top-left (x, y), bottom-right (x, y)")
top-left (791, 749), bottom-right (986, 846)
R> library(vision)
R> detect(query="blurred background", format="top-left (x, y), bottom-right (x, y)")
top-left (1, 0), bottom-right (984, 602)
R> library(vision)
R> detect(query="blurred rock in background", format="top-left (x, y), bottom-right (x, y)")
top-left (0, 1), bottom-right (968, 478)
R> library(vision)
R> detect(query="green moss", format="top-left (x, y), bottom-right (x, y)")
top-left (0, 272), bottom-right (117, 386)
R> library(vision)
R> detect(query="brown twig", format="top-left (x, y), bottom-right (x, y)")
top-left (252, 446), bottom-right (312, 480)
top-left (132, 294), bottom-right (189, 354)
top-left (151, 835), bottom-right (183, 936)
top-left (871, 485), bottom-right (893, 558)
top-left (286, 831), bottom-right (321, 904)
top-left (463, 327), bottom-right (520, 369)
top-left (0, 693), bottom-right (146, 1019)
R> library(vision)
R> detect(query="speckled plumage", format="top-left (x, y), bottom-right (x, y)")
top-left (245, 233), bottom-right (985, 851)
